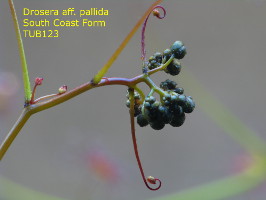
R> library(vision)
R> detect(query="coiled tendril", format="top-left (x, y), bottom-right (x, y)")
top-left (141, 5), bottom-right (166, 61)
top-left (129, 88), bottom-right (162, 191)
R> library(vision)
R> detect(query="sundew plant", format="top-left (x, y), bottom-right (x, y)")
top-left (1, 0), bottom-right (266, 199)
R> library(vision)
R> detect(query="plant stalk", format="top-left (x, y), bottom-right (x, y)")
top-left (8, 0), bottom-right (31, 103)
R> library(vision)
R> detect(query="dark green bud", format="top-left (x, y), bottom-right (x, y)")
top-left (170, 41), bottom-right (187, 60)
top-left (171, 94), bottom-right (178, 102)
top-left (164, 93), bottom-right (171, 100)
top-left (177, 94), bottom-right (187, 106)
top-left (183, 96), bottom-right (195, 113)
top-left (145, 96), bottom-right (156, 104)
top-left (148, 60), bottom-right (160, 70)
top-left (173, 87), bottom-right (184, 94)
top-left (144, 102), bottom-right (151, 109)
top-left (137, 114), bottom-right (149, 127)
top-left (151, 101), bottom-right (160, 109)
top-left (170, 113), bottom-right (185, 127)
top-left (149, 56), bottom-right (156, 62)
top-left (153, 52), bottom-right (163, 63)
top-left (165, 59), bottom-right (181, 76)
top-left (160, 79), bottom-right (177, 90)
top-left (150, 121), bottom-right (165, 130)
top-left (163, 49), bottom-right (172, 61)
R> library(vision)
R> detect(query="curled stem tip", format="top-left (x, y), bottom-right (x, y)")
top-left (92, 0), bottom-right (162, 84)
top-left (141, 5), bottom-right (166, 61)
top-left (129, 88), bottom-right (162, 191)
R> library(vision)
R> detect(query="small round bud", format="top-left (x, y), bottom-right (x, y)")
top-left (163, 49), bottom-right (172, 61)
top-left (134, 92), bottom-right (140, 99)
top-left (58, 85), bottom-right (67, 94)
top-left (171, 94), bottom-right (178, 102)
top-left (150, 121), bottom-right (165, 130)
top-left (151, 101), bottom-right (160, 109)
top-left (170, 41), bottom-right (187, 60)
top-left (147, 176), bottom-right (156, 184)
top-left (144, 102), bottom-right (151, 109)
top-left (148, 60), bottom-right (160, 70)
top-left (149, 56), bottom-right (156, 62)
top-left (165, 59), bottom-right (181, 76)
top-left (126, 100), bottom-right (130, 108)
top-left (149, 96), bottom-right (156, 104)
top-left (173, 87), bottom-right (184, 94)
top-left (177, 94), bottom-right (186, 105)
top-left (137, 114), bottom-right (149, 127)
top-left (171, 105), bottom-right (183, 116)
top-left (153, 52), bottom-right (163, 63)
top-left (170, 113), bottom-right (186, 127)
top-left (35, 77), bottom-right (43, 86)
top-left (134, 106), bottom-right (142, 117)
top-left (160, 79), bottom-right (177, 90)
top-left (183, 96), bottom-right (195, 113)
top-left (145, 96), bottom-right (156, 104)
top-left (164, 93), bottom-right (171, 100)
top-left (159, 106), bottom-right (171, 124)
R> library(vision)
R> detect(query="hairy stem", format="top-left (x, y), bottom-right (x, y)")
top-left (8, 0), bottom-right (31, 103)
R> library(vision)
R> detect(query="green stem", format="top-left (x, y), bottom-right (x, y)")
top-left (147, 88), bottom-right (155, 97)
top-left (144, 76), bottom-right (166, 97)
top-left (0, 108), bottom-right (32, 160)
top-left (8, 0), bottom-right (31, 103)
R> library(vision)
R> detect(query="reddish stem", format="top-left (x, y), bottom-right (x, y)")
top-left (33, 94), bottom-right (58, 104)
top-left (30, 77), bottom-right (44, 104)
top-left (128, 88), bottom-right (162, 191)
top-left (29, 84), bottom-right (38, 104)
top-left (141, 5), bottom-right (166, 61)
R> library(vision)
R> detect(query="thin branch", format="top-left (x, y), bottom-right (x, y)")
top-left (0, 54), bottom-right (173, 160)
top-left (0, 76), bottom-right (138, 160)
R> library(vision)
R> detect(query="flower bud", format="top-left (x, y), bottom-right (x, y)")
top-left (35, 77), bottom-right (43, 86)
top-left (58, 85), bottom-right (67, 94)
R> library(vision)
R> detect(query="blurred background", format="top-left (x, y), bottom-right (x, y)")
top-left (1, 0), bottom-right (266, 199)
